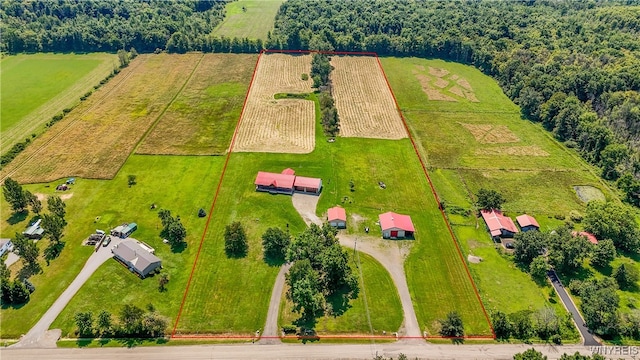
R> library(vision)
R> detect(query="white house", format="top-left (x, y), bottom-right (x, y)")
top-left (0, 239), bottom-right (13, 257)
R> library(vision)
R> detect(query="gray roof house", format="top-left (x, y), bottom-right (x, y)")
top-left (0, 238), bottom-right (13, 257)
top-left (23, 219), bottom-right (44, 239)
top-left (112, 239), bottom-right (161, 278)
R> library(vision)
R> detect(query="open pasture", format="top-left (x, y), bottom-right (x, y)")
top-left (233, 53), bottom-right (316, 154)
top-left (1, 155), bottom-right (224, 338)
top-left (212, 0), bottom-right (284, 40)
top-left (0, 54), bottom-right (202, 184)
top-left (137, 54), bottom-right (257, 155)
top-left (330, 56), bottom-right (407, 139)
top-left (1, 53), bottom-right (117, 152)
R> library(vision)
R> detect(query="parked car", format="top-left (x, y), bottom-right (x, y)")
top-left (102, 236), bottom-right (111, 247)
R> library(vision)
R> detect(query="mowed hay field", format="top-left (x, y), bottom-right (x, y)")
top-left (381, 57), bottom-right (610, 330)
top-left (137, 54), bottom-right (257, 155)
top-left (212, 0), bottom-right (284, 40)
top-left (234, 53), bottom-right (316, 154)
top-left (1, 53), bottom-right (117, 152)
top-left (0, 53), bottom-right (202, 184)
top-left (330, 56), bottom-right (407, 139)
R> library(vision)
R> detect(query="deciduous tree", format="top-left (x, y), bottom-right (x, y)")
top-left (476, 188), bottom-right (505, 210)
top-left (224, 221), bottom-right (248, 258)
top-left (439, 311), bottom-right (464, 338)
top-left (74, 311), bottom-right (94, 337)
top-left (262, 227), bottom-right (290, 263)
top-left (590, 239), bottom-right (616, 268)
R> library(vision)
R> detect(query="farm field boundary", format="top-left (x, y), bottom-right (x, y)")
top-left (171, 49), bottom-right (495, 341)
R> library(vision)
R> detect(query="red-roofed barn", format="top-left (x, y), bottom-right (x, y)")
top-left (516, 214), bottom-right (540, 232)
top-left (254, 169), bottom-right (322, 195)
top-left (379, 212), bottom-right (415, 239)
top-left (480, 209), bottom-right (519, 239)
top-left (327, 206), bottom-right (347, 228)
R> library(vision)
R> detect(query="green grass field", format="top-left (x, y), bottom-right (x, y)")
top-left (1, 53), bottom-right (117, 152)
top-left (278, 251), bottom-right (403, 335)
top-left (137, 54), bottom-right (257, 155)
top-left (212, 0), bottom-right (284, 40)
top-left (1, 155), bottom-right (224, 338)
top-left (380, 56), bottom-right (621, 339)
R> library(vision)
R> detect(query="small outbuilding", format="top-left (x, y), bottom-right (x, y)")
top-left (572, 231), bottom-right (598, 245)
top-left (480, 209), bottom-right (519, 239)
top-left (379, 212), bottom-right (415, 239)
top-left (112, 239), bottom-right (162, 278)
top-left (111, 223), bottom-right (137, 239)
top-left (0, 239), bottom-right (13, 257)
top-left (23, 219), bottom-right (44, 239)
top-left (516, 214), bottom-right (540, 232)
top-left (327, 206), bottom-right (347, 228)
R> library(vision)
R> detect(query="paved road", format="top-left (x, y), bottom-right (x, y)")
top-left (3, 342), bottom-right (623, 360)
top-left (547, 270), bottom-right (600, 346)
top-left (260, 263), bottom-right (292, 344)
top-left (10, 240), bottom-right (120, 349)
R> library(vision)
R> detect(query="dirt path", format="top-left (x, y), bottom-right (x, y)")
top-left (10, 239), bottom-right (120, 349)
top-left (291, 193), bottom-right (422, 339)
top-left (260, 263), bottom-right (291, 345)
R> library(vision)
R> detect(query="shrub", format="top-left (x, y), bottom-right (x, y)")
top-left (569, 210), bottom-right (583, 223)
top-left (301, 73), bottom-right (309, 81)
top-left (282, 324), bottom-right (297, 334)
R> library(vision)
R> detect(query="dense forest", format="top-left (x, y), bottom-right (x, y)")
top-left (268, 0), bottom-right (640, 207)
top-left (0, 0), bottom-right (264, 53)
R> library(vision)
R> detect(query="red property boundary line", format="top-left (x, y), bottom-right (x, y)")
top-left (170, 50), bottom-right (264, 338)
top-left (171, 49), bottom-right (495, 340)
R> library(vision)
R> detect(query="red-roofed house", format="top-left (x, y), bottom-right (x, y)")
top-left (480, 209), bottom-right (519, 239)
top-left (379, 212), bottom-right (415, 239)
top-left (327, 206), bottom-right (347, 228)
top-left (516, 214), bottom-right (540, 232)
top-left (255, 171), bottom-right (296, 194)
top-left (254, 169), bottom-right (322, 195)
top-left (572, 231), bottom-right (598, 245)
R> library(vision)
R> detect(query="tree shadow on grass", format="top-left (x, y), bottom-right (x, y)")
top-left (325, 291), bottom-right (354, 318)
top-left (170, 242), bottom-right (187, 254)
top-left (263, 255), bottom-right (285, 267)
top-left (76, 338), bottom-right (94, 348)
top-left (7, 211), bottom-right (28, 225)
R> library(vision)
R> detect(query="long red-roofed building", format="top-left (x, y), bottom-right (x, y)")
top-left (572, 231), bottom-right (599, 245)
top-left (379, 212), bottom-right (415, 239)
top-left (480, 209), bottom-right (519, 239)
top-left (254, 169), bottom-right (322, 195)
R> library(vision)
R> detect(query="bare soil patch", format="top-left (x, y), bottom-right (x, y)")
top-left (460, 123), bottom-right (520, 144)
top-left (137, 54), bottom-right (257, 155)
top-left (414, 72), bottom-right (456, 102)
top-left (457, 79), bottom-right (473, 91)
top-left (467, 255), bottom-right (483, 264)
top-left (428, 67), bottom-right (449, 78)
top-left (465, 91), bottom-right (480, 103)
top-left (330, 56), bottom-right (407, 139)
top-left (1, 54), bottom-right (201, 183)
top-left (433, 78), bottom-right (449, 89)
top-left (448, 85), bottom-right (466, 98)
top-left (234, 54), bottom-right (315, 153)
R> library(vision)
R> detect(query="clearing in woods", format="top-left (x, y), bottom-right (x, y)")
top-left (137, 54), bottom-right (257, 155)
top-left (233, 53), bottom-right (316, 154)
top-left (1, 53), bottom-right (117, 153)
top-left (212, 0), bottom-right (284, 40)
top-left (330, 56), bottom-right (407, 139)
top-left (0, 54), bottom-right (202, 184)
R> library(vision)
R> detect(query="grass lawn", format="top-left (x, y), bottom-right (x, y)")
top-left (1, 155), bottom-right (224, 338)
top-left (279, 251), bottom-right (403, 335)
top-left (137, 54), bottom-right (258, 155)
top-left (1, 53), bottom-right (117, 152)
top-left (212, 0), bottom-right (284, 40)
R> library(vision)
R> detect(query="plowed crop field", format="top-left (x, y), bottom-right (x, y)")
top-left (330, 56), bottom-right (407, 139)
top-left (233, 53), bottom-right (315, 154)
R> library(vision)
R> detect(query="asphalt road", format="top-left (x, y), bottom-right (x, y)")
top-left (547, 270), bottom-right (600, 346)
top-left (10, 239), bottom-right (120, 348)
top-left (2, 342), bottom-right (625, 360)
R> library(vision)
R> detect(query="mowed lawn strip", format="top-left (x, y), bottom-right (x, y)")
top-left (137, 54), bottom-right (258, 155)
top-left (1, 53), bottom-right (202, 184)
top-left (1, 155), bottom-right (224, 338)
top-left (279, 250), bottom-right (403, 335)
top-left (212, 0), bottom-right (284, 40)
top-left (1, 53), bottom-right (117, 152)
